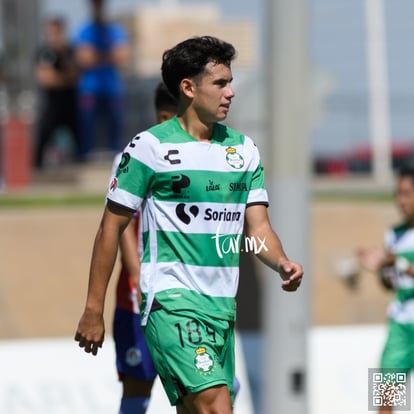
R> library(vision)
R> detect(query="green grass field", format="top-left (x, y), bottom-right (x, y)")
top-left (0, 193), bottom-right (105, 209)
top-left (0, 188), bottom-right (394, 209)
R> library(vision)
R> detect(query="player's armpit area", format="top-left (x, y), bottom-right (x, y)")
top-left (107, 200), bottom-right (136, 216)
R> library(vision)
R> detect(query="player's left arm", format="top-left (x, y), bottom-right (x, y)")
top-left (244, 204), bottom-right (303, 291)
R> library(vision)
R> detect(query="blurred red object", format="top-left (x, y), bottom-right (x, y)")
top-left (1, 116), bottom-right (33, 189)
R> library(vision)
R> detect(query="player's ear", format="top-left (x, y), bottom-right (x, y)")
top-left (180, 78), bottom-right (195, 99)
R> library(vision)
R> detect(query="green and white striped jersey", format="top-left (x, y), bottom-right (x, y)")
top-left (107, 117), bottom-right (269, 324)
top-left (385, 223), bottom-right (414, 323)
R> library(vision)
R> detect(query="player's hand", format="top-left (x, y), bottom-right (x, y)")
top-left (357, 247), bottom-right (391, 272)
top-left (74, 309), bottom-right (105, 356)
top-left (278, 260), bottom-right (304, 292)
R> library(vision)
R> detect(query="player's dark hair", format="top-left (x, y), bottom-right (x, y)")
top-left (154, 81), bottom-right (178, 113)
top-left (43, 15), bottom-right (66, 28)
top-left (398, 166), bottom-right (414, 184)
top-left (161, 36), bottom-right (236, 98)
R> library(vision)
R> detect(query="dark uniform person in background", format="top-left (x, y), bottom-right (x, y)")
top-left (34, 16), bottom-right (80, 170)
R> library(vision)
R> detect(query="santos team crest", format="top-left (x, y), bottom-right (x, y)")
top-left (194, 347), bottom-right (215, 374)
top-left (225, 147), bottom-right (244, 169)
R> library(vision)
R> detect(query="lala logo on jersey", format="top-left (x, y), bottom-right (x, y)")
top-left (225, 147), bottom-right (244, 169)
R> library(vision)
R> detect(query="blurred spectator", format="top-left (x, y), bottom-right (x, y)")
top-left (34, 16), bottom-right (80, 170)
top-left (74, 0), bottom-right (130, 161)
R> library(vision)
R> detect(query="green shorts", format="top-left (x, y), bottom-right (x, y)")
top-left (381, 320), bottom-right (414, 372)
top-left (143, 301), bottom-right (236, 406)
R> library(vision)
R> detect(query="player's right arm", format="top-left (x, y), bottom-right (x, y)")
top-left (75, 202), bottom-right (133, 355)
top-left (119, 214), bottom-right (141, 303)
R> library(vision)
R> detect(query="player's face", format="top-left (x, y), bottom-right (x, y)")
top-left (44, 22), bottom-right (65, 47)
top-left (191, 62), bottom-right (235, 123)
top-left (396, 176), bottom-right (414, 221)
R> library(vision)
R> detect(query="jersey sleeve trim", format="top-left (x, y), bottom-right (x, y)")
top-left (106, 199), bottom-right (136, 213)
top-left (246, 201), bottom-right (269, 208)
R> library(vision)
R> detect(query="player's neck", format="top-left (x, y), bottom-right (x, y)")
top-left (177, 114), bottom-right (213, 142)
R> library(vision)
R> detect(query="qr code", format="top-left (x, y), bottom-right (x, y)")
top-left (368, 368), bottom-right (411, 411)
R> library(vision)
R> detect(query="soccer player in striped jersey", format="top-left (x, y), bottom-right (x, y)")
top-left (358, 166), bottom-right (414, 414)
top-left (75, 36), bottom-right (303, 414)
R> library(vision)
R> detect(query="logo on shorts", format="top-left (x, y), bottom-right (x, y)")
top-left (194, 347), bottom-right (214, 374)
top-left (125, 347), bottom-right (142, 366)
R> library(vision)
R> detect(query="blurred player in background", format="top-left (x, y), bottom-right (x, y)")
top-left (358, 166), bottom-right (414, 413)
top-left (111, 82), bottom-right (177, 414)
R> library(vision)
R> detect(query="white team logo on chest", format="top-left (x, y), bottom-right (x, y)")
top-left (225, 147), bottom-right (244, 169)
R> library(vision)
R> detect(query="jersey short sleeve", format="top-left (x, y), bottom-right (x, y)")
top-left (242, 136), bottom-right (268, 207)
top-left (107, 132), bottom-right (156, 211)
